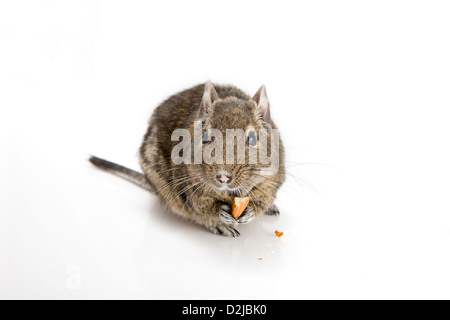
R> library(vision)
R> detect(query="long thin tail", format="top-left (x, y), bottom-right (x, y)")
top-left (89, 156), bottom-right (153, 192)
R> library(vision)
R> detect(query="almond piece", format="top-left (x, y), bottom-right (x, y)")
top-left (231, 196), bottom-right (250, 219)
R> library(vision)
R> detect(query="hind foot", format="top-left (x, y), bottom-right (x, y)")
top-left (264, 203), bottom-right (280, 216)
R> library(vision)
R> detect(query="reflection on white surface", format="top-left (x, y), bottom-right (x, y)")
top-left (3, 140), bottom-right (450, 299)
top-left (2, 144), bottom-right (294, 299)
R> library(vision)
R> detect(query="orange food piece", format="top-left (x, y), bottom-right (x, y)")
top-left (231, 196), bottom-right (250, 219)
top-left (274, 230), bottom-right (284, 237)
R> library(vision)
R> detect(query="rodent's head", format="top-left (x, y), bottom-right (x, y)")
top-left (187, 81), bottom-right (284, 196)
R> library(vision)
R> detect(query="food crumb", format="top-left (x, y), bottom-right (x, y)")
top-left (258, 258), bottom-right (263, 260)
top-left (274, 230), bottom-right (284, 237)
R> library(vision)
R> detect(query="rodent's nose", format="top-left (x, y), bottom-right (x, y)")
top-left (216, 173), bottom-right (233, 184)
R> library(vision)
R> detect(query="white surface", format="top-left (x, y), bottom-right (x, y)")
top-left (1, 1), bottom-right (450, 300)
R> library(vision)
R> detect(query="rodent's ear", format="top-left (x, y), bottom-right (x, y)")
top-left (252, 85), bottom-right (272, 128)
top-left (198, 80), bottom-right (219, 121)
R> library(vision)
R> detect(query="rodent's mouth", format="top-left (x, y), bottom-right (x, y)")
top-left (213, 184), bottom-right (245, 196)
top-left (215, 184), bottom-right (235, 192)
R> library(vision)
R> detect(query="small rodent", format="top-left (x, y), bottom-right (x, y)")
top-left (90, 81), bottom-right (285, 237)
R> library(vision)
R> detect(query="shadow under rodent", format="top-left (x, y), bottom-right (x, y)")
top-left (90, 81), bottom-right (285, 237)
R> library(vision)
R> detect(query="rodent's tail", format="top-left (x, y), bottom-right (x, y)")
top-left (89, 156), bottom-right (153, 192)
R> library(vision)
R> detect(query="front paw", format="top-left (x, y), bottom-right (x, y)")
top-left (219, 204), bottom-right (236, 224)
top-left (237, 206), bottom-right (255, 224)
top-left (213, 223), bottom-right (240, 237)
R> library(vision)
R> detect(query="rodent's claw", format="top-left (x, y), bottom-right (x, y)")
top-left (237, 206), bottom-right (255, 224)
top-left (217, 205), bottom-right (241, 236)
top-left (219, 204), bottom-right (236, 224)
top-left (214, 224), bottom-right (240, 237)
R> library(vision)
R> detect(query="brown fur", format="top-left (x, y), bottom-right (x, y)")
top-left (139, 82), bottom-right (285, 236)
top-left (90, 82), bottom-right (285, 237)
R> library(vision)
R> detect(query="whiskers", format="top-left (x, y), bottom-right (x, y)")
top-left (151, 157), bottom-right (325, 209)
top-left (233, 163), bottom-right (322, 207)
top-left (285, 161), bottom-right (334, 169)
top-left (153, 169), bottom-right (205, 202)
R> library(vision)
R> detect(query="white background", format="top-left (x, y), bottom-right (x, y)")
top-left (1, 0), bottom-right (450, 299)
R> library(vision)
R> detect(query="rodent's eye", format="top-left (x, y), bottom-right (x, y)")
top-left (247, 131), bottom-right (257, 146)
top-left (202, 131), bottom-right (209, 144)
